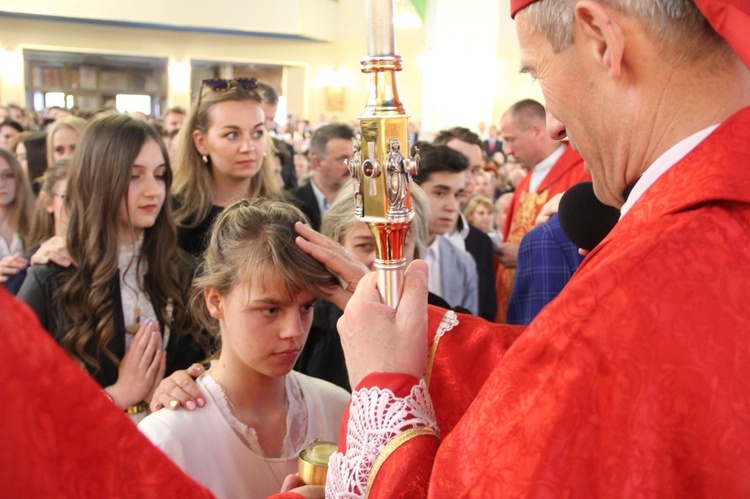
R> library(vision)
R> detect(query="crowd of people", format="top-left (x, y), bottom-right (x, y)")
top-left (0, 72), bottom-right (587, 495)
top-left (2, 0), bottom-right (749, 496)
top-left (3, 80), bottom-right (571, 331)
top-left (0, 73), bottom-right (542, 495)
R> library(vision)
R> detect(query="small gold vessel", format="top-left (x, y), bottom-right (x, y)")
top-left (298, 439), bottom-right (338, 486)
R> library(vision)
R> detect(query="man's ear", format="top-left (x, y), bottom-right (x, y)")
top-left (193, 129), bottom-right (209, 157)
top-left (575, 0), bottom-right (625, 79)
top-left (205, 288), bottom-right (224, 320)
top-left (529, 122), bottom-right (546, 141)
top-left (310, 154), bottom-right (323, 171)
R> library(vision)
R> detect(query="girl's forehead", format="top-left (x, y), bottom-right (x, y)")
top-left (234, 264), bottom-right (291, 293)
top-left (231, 274), bottom-right (313, 307)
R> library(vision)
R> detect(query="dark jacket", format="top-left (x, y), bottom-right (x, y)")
top-left (176, 205), bottom-right (224, 260)
top-left (2, 243), bottom-right (39, 296)
top-left (507, 214), bottom-right (584, 325)
top-left (286, 181), bottom-right (322, 231)
top-left (17, 263), bottom-right (206, 388)
top-left (462, 219), bottom-right (498, 321)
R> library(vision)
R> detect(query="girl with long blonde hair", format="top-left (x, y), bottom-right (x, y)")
top-left (172, 78), bottom-right (280, 257)
top-left (46, 115), bottom-right (87, 167)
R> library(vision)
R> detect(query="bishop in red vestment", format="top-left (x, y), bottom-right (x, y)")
top-left (271, 0), bottom-right (750, 497)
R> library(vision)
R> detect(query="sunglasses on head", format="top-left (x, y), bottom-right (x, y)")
top-left (196, 77), bottom-right (259, 109)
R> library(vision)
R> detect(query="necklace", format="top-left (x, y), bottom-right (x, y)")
top-left (209, 367), bottom-right (291, 488)
top-left (121, 242), bottom-right (142, 336)
top-left (125, 304), bottom-right (141, 335)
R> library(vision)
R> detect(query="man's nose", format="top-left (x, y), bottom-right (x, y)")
top-left (547, 112), bottom-right (567, 141)
top-left (447, 195), bottom-right (460, 212)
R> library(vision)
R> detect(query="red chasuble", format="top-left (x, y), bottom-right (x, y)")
top-left (0, 290), bottom-right (213, 498)
top-left (495, 146), bottom-right (590, 322)
top-left (318, 106), bottom-right (750, 498)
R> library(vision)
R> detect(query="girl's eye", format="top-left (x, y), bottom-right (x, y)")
top-left (252, 130), bottom-right (265, 139)
top-left (302, 302), bottom-right (316, 313)
top-left (226, 132), bottom-right (238, 139)
top-left (355, 243), bottom-right (374, 252)
top-left (262, 307), bottom-right (278, 316)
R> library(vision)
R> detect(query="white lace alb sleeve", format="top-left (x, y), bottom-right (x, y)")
top-left (325, 379), bottom-right (438, 498)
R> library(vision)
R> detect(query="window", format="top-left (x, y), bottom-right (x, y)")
top-left (44, 92), bottom-right (66, 109)
top-left (115, 94), bottom-right (152, 115)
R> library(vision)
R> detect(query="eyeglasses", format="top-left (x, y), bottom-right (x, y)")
top-left (196, 77), bottom-right (259, 110)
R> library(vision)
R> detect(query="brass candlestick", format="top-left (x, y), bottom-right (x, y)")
top-left (347, 0), bottom-right (419, 309)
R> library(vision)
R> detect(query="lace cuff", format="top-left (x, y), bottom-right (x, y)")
top-left (326, 379), bottom-right (438, 497)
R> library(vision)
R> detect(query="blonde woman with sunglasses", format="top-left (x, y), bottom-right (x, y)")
top-left (172, 78), bottom-right (281, 258)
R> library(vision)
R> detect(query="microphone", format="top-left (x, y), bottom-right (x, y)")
top-left (558, 182), bottom-right (620, 251)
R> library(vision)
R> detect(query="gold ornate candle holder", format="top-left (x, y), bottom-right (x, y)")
top-left (347, 0), bottom-right (419, 309)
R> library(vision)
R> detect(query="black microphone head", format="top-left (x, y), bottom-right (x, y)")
top-left (558, 182), bottom-right (620, 251)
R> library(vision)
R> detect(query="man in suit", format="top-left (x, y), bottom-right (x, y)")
top-left (433, 128), bottom-right (498, 321)
top-left (507, 214), bottom-right (584, 325)
top-left (287, 123), bottom-right (354, 230)
top-left (408, 121), bottom-right (420, 148)
top-left (414, 143), bottom-right (479, 315)
top-left (483, 124), bottom-right (502, 157)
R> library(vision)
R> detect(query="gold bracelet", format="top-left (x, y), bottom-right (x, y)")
top-left (125, 401), bottom-right (149, 415)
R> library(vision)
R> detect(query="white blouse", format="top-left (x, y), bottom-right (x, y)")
top-left (118, 237), bottom-right (157, 350)
top-left (0, 233), bottom-right (23, 259)
top-left (139, 371), bottom-right (350, 499)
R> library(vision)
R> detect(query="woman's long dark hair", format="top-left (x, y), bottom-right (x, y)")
top-left (60, 113), bottom-right (188, 371)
